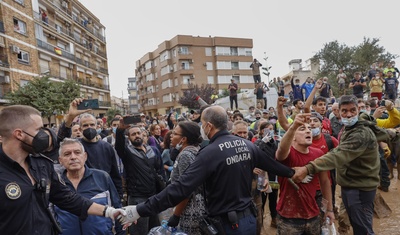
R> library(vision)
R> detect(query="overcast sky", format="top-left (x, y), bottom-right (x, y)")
top-left (79, 0), bottom-right (400, 98)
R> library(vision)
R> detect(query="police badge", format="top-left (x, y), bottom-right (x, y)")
top-left (5, 182), bottom-right (21, 200)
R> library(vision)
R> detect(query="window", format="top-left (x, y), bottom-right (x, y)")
top-left (18, 50), bottom-right (30, 65)
top-left (182, 76), bottom-right (190, 84)
top-left (60, 66), bottom-right (67, 79)
top-left (207, 76), bottom-right (214, 84)
top-left (14, 18), bottom-right (27, 35)
top-left (181, 61), bottom-right (190, 70)
top-left (20, 79), bottom-right (29, 87)
top-left (178, 47), bottom-right (189, 55)
top-left (230, 47), bottom-right (238, 56)
top-left (205, 48), bottom-right (212, 56)
top-left (206, 62), bottom-right (213, 70)
top-left (39, 59), bottom-right (49, 74)
top-left (231, 62), bottom-right (239, 70)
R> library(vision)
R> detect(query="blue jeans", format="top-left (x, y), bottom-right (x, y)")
top-left (222, 214), bottom-right (256, 235)
top-left (341, 188), bottom-right (376, 235)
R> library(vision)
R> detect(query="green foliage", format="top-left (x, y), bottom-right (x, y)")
top-left (179, 83), bottom-right (215, 109)
top-left (6, 76), bottom-right (80, 122)
top-left (313, 38), bottom-right (398, 96)
top-left (105, 108), bottom-right (120, 125)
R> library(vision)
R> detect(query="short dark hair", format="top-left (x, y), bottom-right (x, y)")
top-left (312, 96), bottom-right (327, 105)
top-left (293, 99), bottom-right (302, 106)
top-left (233, 113), bottom-right (244, 120)
top-left (339, 95), bottom-right (358, 108)
top-left (178, 121), bottom-right (202, 146)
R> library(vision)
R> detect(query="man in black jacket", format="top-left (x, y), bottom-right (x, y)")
top-left (119, 106), bottom-right (296, 234)
top-left (115, 122), bottom-right (164, 235)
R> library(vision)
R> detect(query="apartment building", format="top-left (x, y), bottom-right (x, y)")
top-left (135, 35), bottom-right (255, 116)
top-left (110, 95), bottom-right (128, 115)
top-left (0, 0), bottom-right (111, 118)
top-left (127, 76), bottom-right (139, 114)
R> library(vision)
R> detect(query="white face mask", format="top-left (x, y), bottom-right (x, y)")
top-left (200, 124), bottom-right (209, 141)
top-left (311, 128), bottom-right (321, 137)
top-left (175, 141), bottom-right (183, 150)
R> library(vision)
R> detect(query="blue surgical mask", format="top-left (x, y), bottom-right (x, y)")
top-left (360, 109), bottom-right (367, 114)
top-left (112, 127), bottom-right (117, 134)
top-left (341, 116), bottom-right (358, 127)
top-left (269, 130), bottom-right (275, 137)
top-left (96, 128), bottom-right (101, 134)
top-left (311, 128), bottom-right (321, 137)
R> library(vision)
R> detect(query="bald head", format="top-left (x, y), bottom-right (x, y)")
top-left (202, 106), bottom-right (228, 131)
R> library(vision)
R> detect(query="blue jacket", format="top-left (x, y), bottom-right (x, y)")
top-left (55, 166), bottom-right (123, 235)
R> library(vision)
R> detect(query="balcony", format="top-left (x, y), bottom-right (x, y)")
top-left (76, 78), bottom-right (109, 90)
top-left (37, 39), bottom-right (75, 61)
top-left (0, 21), bottom-right (5, 33)
top-left (0, 85), bottom-right (11, 99)
top-left (71, 14), bottom-right (106, 43)
top-left (0, 55), bottom-right (10, 70)
top-left (99, 100), bottom-right (111, 107)
top-left (33, 11), bottom-right (74, 38)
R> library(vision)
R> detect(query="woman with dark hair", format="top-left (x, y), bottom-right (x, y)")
top-left (161, 130), bottom-right (174, 180)
top-left (147, 124), bottom-right (164, 153)
top-left (254, 121), bottom-right (279, 228)
top-left (167, 121), bottom-right (205, 234)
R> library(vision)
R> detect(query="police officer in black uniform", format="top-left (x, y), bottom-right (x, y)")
top-left (119, 105), bottom-right (296, 234)
top-left (0, 105), bottom-right (124, 234)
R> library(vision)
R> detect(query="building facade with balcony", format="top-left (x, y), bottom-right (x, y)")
top-left (136, 35), bottom-right (255, 117)
top-left (0, 0), bottom-right (111, 119)
top-left (127, 76), bottom-right (139, 114)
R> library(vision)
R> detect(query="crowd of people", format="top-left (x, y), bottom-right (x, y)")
top-left (1, 60), bottom-right (400, 235)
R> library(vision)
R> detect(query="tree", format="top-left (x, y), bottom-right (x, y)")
top-left (179, 83), bottom-right (215, 109)
top-left (313, 38), bottom-right (398, 96)
top-left (262, 52), bottom-right (272, 84)
top-left (105, 108), bottom-right (120, 125)
top-left (6, 77), bottom-right (80, 124)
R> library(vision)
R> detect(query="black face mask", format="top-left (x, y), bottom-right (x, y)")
top-left (83, 128), bottom-right (97, 140)
top-left (256, 117), bottom-right (261, 120)
top-left (20, 129), bottom-right (50, 154)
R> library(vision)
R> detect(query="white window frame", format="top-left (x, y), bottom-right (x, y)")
top-left (18, 50), bottom-right (30, 65)
top-left (14, 18), bottom-right (27, 35)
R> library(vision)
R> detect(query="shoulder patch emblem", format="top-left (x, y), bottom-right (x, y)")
top-left (5, 182), bottom-right (21, 200)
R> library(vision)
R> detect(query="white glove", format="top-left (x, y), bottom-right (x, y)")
top-left (119, 206), bottom-right (140, 225)
top-left (104, 206), bottom-right (127, 221)
top-left (301, 174), bottom-right (314, 184)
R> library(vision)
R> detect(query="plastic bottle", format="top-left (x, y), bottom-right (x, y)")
top-left (257, 171), bottom-right (265, 191)
top-left (321, 217), bottom-right (331, 235)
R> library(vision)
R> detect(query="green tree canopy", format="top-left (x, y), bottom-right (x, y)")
top-left (105, 108), bottom-right (121, 125)
top-left (6, 77), bottom-right (80, 124)
top-left (179, 83), bottom-right (215, 109)
top-left (312, 37), bottom-right (398, 96)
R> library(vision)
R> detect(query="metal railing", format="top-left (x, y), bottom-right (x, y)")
top-left (37, 39), bottom-right (75, 61)
top-left (0, 54), bottom-right (10, 68)
top-left (99, 101), bottom-right (111, 107)
top-left (33, 11), bottom-right (74, 38)
top-left (0, 21), bottom-right (5, 33)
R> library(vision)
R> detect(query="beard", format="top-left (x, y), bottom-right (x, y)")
top-left (131, 138), bottom-right (143, 147)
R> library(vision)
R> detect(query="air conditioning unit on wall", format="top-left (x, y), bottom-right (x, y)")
top-left (11, 45), bottom-right (20, 54)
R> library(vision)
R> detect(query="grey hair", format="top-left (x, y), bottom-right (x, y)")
top-left (59, 138), bottom-right (85, 156)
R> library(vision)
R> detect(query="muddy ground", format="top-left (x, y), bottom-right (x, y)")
top-left (261, 170), bottom-right (400, 235)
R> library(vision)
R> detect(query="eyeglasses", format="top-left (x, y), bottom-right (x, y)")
top-left (171, 131), bottom-right (183, 136)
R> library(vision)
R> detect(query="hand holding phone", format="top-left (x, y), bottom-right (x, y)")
top-left (77, 99), bottom-right (99, 110)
